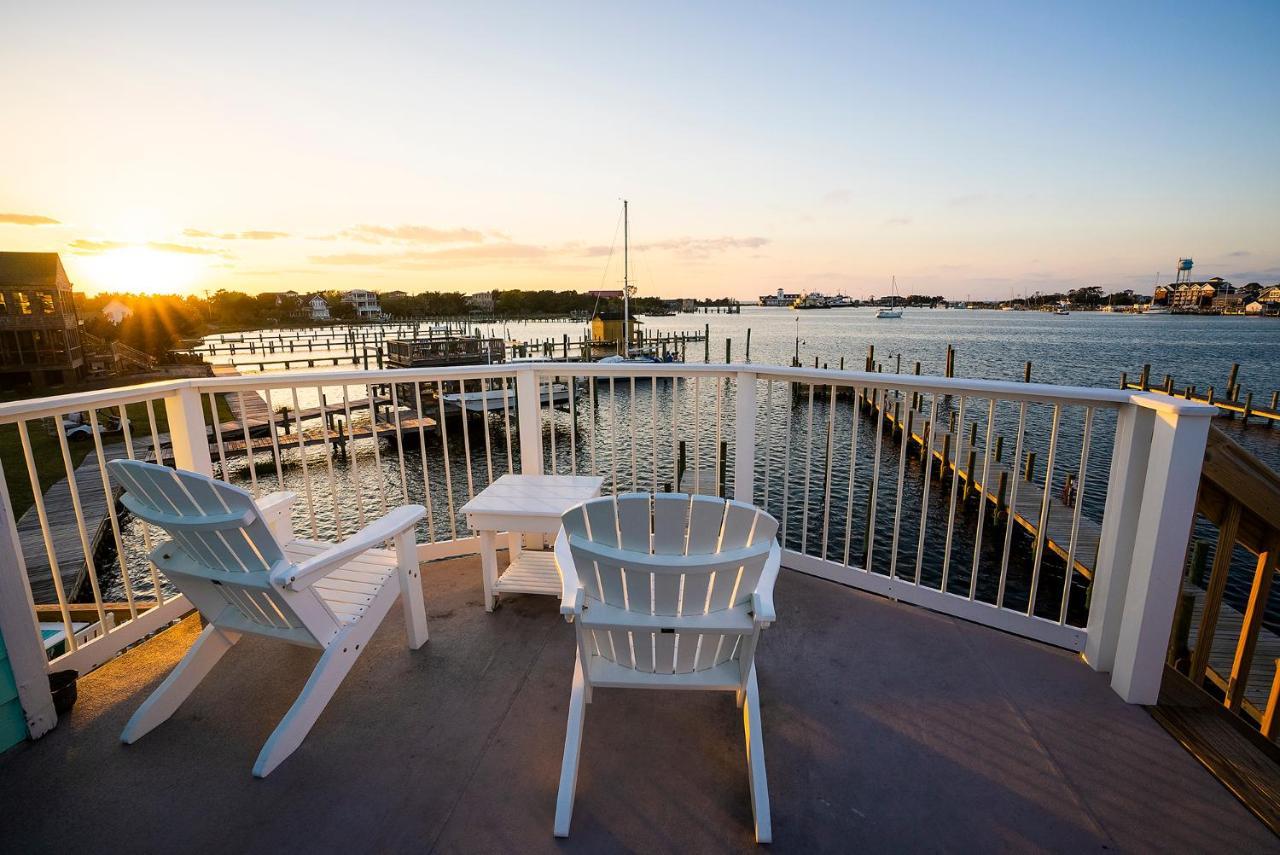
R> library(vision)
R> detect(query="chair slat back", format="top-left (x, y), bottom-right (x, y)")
top-left (561, 493), bottom-right (779, 676)
top-left (108, 460), bottom-right (337, 646)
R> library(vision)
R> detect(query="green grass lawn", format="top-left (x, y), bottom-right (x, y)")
top-left (0, 392), bottom-right (234, 519)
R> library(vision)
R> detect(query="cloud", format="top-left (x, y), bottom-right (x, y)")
top-left (183, 228), bottom-right (289, 240)
top-left (147, 241), bottom-right (226, 256)
top-left (341, 224), bottom-right (486, 244)
top-left (0, 213), bottom-right (61, 226)
top-left (882, 216), bottom-right (912, 226)
top-left (947, 193), bottom-right (987, 207)
top-left (310, 243), bottom-right (550, 268)
top-left (634, 236), bottom-right (770, 259)
top-left (68, 239), bottom-right (129, 254)
top-left (1225, 250), bottom-right (1251, 258)
top-left (821, 189), bottom-right (852, 206)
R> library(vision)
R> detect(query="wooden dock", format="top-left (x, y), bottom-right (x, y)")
top-left (216, 412), bottom-right (437, 457)
top-left (859, 387), bottom-right (1102, 579)
top-left (19, 438), bottom-right (163, 605)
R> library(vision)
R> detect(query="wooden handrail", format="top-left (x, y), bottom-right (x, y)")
top-left (1181, 426), bottom-right (1280, 738)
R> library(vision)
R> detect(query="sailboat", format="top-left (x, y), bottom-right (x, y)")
top-left (875, 277), bottom-right (903, 319)
top-left (595, 200), bottom-right (672, 372)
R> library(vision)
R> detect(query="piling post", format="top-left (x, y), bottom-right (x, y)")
top-left (1024, 362), bottom-right (1032, 383)
top-left (1243, 392), bottom-right (1253, 425)
top-left (963, 450), bottom-right (976, 502)
top-left (1119, 372), bottom-right (1127, 390)
top-left (1140, 364), bottom-right (1150, 391)
top-left (745, 328), bottom-right (751, 362)
top-left (994, 435), bottom-right (1004, 462)
top-left (1227, 363), bottom-right (1240, 399)
top-left (1024, 451), bottom-right (1036, 482)
top-left (704, 324), bottom-right (710, 362)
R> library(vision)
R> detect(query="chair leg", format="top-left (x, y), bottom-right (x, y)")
top-left (121, 623), bottom-right (240, 745)
top-left (252, 625), bottom-right (368, 778)
top-left (395, 529), bottom-right (429, 649)
top-left (554, 655), bottom-right (589, 838)
top-left (742, 665), bottom-right (772, 844)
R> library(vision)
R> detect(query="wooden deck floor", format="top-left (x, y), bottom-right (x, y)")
top-left (1, 559), bottom-right (1271, 852)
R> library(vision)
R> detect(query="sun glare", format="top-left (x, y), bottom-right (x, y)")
top-left (78, 245), bottom-right (209, 295)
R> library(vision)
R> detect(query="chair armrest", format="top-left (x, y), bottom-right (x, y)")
top-left (271, 504), bottom-right (426, 591)
top-left (257, 491), bottom-right (298, 546)
top-left (751, 543), bottom-right (781, 627)
top-left (553, 528), bottom-right (584, 620)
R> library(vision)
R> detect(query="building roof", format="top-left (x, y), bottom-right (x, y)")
top-left (0, 251), bottom-right (66, 287)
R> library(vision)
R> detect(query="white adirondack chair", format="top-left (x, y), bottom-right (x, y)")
top-left (552, 493), bottom-right (781, 842)
top-left (107, 459), bottom-right (429, 777)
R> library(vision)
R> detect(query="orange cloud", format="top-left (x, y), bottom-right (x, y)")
top-left (0, 213), bottom-right (61, 226)
top-left (183, 228), bottom-right (289, 240)
top-left (341, 224), bottom-right (486, 244)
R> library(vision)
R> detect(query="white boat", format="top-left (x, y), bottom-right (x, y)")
top-left (1053, 302), bottom-right (1070, 316)
top-left (442, 383), bottom-right (571, 413)
top-left (875, 277), bottom-right (904, 318)
top-left (1144, 305), bottom-right (1171, 315)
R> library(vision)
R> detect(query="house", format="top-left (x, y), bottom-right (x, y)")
top-left (465, 290), bottom-right (496, 313)
top-left (1155, 278), bottom-right (1235, 313)
top-left (0, 252), bottom-right (86, 388)
top-left (341, 289), bottom-right (381, 319)
top-left (308, 294), bottom-right (331, 321)
top-left (100, 299), bottom-right (133, 324)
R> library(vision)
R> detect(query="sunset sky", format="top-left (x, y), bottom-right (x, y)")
top-left (2, 2), bottom-right (1277, 300)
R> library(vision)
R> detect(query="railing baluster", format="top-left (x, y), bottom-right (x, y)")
top-left (87, 408), bottom-right (137, 620)
top-left (714, 376), bottom-right (723, 498)
top-left (781, 381), bottom-right (793, 547)
top-left (314, 386), bottom-right (342, 538)
top-left (289, 387), bottom-right (320, 538)
top-left (609, 376), bottom-right (618, 493)
top-left (692, 376), bottom-right (700, 495)
top-left (650, 375), bottom-right (658, 491)
top-left (763, 380), bottom-right (774, 514)
top-left (53, 410), bottom-right (109, 630)
top-left (1060, 407), bottom-right (1094, 623)
top-left (914, 393), bottom-right (941, 585)
top-left (547, 377), bottom-right (558, 476)
top-left (820, 384), bottom-right (837, 560)
top-left (865, 388), bottom-right (888, 572)
top-left (119, 404), bottom-right (162, 599)
top-left (1027, 404), bottom-right (1062, 617)
top-left (568, 375), bottom-right (578, 477)
top-left (502, 376), bottom-right (515, 475)
top-left (889, 389), bottom-right (912, 579)
top-left (262, 388), bottom-right (285, 486)
top-left (366, 381), bottom-right (390, 517)
top-left (17, 421), bottom-right (75, 648)
top-left (339, 384), bottom-right (366, 530)
top-left (997, 401), bottom-right (1028, 608)
top-left (631, 376), bottom-right (639, 491)
top-left (236, 391), bottom-right (258, 494)
top-left (457, 378), bottom-right (475, 501)
top-left (480, 376), bottom-right (495, 485)
top-left (208, 393), bottom-right (230, 482)
top-left (940, 396), bottom-right (967, 591)
top-left (968, 399), bottom-right (997, 600)
top-left (412, 380), bottom-right (437, 541)
top-left (842, 383), bottom-right (862, 568)
top-left (801, 382), bottom-right (816, 555)
top-left (435, 380), bottom-right (458, 539)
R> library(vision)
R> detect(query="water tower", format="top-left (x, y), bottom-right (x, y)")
top-left (1175, 257), bottom-right (1194, 284)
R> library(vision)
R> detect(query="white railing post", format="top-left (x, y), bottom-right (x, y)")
top-left (735, 370), bottom-right (757, 503)
top-left (1108, 397), bottom-right (1215, 704)
top-left (1084, 404), bottom-right (1153, 672)
top-left (163, 384), bottom-right (213, 475)
top-left (515, 366), bottom-right (543, 477)
top-left (0, 461), bottom-right (57, 739)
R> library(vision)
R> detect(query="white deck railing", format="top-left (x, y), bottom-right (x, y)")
top-left (0, 362), bottom-right (1215, 740)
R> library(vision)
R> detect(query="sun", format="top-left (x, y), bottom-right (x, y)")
top-left (75, 245), bottom-right (210, 295)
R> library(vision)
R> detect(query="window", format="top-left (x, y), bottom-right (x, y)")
top-left (15, 292), bottom-right (31, 315)
top-left (39, 292), bottom-right (55, 314)
top-left (0, 292), bottom-right (7, 315)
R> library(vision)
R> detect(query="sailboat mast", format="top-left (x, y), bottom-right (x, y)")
top-left (622, 199), bottom-right (629, 356)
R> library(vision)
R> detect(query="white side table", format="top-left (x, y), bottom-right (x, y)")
top-left (461, 474), bottom-right (604, 611)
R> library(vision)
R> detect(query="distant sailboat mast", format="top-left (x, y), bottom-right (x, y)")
top-left (622, 199), bottom-right (629, 357)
